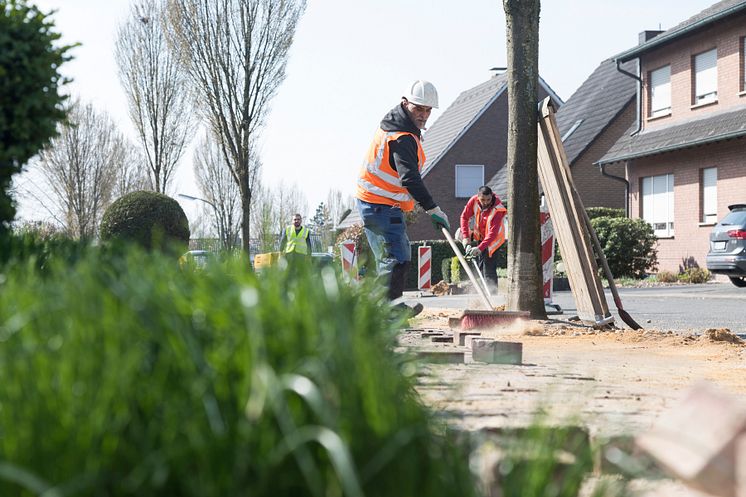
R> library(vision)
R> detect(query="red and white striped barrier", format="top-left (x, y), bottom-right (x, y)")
top-left (340, 240), bottom-right (356, 276)
top-left (540, 205), bottom-right (555, 303)
top-left (418, 245), bottom-right (432, 290)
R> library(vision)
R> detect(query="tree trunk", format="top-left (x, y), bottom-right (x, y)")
top-left (504, 0), bottom-right (547, 319)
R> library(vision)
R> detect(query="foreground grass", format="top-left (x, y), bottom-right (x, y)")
top-left (0, 248), bottom-right (476, 497)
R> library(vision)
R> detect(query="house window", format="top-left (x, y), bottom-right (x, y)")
top-left (455, 165), bottom-right (484, 198)
top-left (649, 65), bottom-right (671, 117)
top-left (693, 48), bottom-right (717, 104)
top-left (641, 173), bottom-right (674, 237)
top-left (701, 167), bottom-right (718, 224)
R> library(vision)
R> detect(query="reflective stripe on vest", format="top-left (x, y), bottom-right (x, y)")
top-left (284, 226), bottom-right (309, 255)
top-left (472, 201), bottom-right (507, 256)
top-left (356, 128), bottom-right (425, 212)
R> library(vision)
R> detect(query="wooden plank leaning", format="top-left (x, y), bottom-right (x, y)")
top-left (536, 97), bottom-right (613, 326)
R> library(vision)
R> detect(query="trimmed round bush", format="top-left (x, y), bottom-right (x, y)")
top-left (100, 191), bottom-right (189, 252)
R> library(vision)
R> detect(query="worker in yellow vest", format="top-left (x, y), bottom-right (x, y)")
top-left (356, 80), bottom-right (450, 317)
top-left (280, 213), bottom-right (311, 262)
top-left (458, 186), bottom-right (507, 290)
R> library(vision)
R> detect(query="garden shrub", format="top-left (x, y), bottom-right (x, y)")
top-left (656, 270), bottom-right (678, 283)
top-left (450, 256), bottom-right (461, 284)
top-left (585, 207), bottom-right (625, 220)
top-left (679, 267), bottom-right (711, 284)
top-left (0, 221), bottom-right (89, 271)
top-left (0, 249), bottom-right (478, 497)
top-left (441, 258), bottom-right (451, 283)
top-left (100, 191), bottom-right (189, 253)
top-left (590, 216), bottom-right (658, 278)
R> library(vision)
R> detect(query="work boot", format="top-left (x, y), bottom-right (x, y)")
top-left (387, 261), bottom-right (410, 300)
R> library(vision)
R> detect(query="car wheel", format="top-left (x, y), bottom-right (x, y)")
top-left (729, 276), bottom-right (746, 288)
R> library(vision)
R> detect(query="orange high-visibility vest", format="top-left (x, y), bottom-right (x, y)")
top-left (472, 201), bottom-right (508, 256)
top-left (356, 128), bottom-right (426, 212)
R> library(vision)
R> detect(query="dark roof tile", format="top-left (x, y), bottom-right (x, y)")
top-left (598, 105), bottom-right (746, 164)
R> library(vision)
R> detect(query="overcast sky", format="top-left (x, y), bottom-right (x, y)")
top-left (18, 0), bottom-right (716, 225)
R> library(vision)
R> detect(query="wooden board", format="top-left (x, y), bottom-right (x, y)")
top-left (536, 98), bottom-right (612, 326)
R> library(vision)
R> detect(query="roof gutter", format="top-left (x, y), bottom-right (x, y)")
top-left (615, 58), bottom-right (642, 137)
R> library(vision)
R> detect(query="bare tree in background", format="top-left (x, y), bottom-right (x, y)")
top-left (250, 180), bottom-right (308, 252)
top-left (325, 188), bottom-right (354, 227)
top-left (193, 132), bottom-right (246, 250)
top-left (504, 0), bottom-right (547, 319)
top-left (37, 100), bottom-right (127, 239)
top-left (112, 148), bottom-right (150, 199)
top-left (115, 0), bottom-right (194, 194)
top-left (166, 0), bottom-right (307, 254)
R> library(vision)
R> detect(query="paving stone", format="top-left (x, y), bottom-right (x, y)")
top-left (455, 330), bottom-right (482, 346)
top-left (416, 351), bottom-right (465, 364)
top-left (472, 339), bottom-right (522, 364)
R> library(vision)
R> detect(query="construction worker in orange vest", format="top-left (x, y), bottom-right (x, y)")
top-left (458, 185), bottom-right (507, 289)
top-left (356, 80), bottom-right (450, 317)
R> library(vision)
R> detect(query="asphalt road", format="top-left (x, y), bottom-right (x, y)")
top-left (402, 281), bottom-right (746, 334)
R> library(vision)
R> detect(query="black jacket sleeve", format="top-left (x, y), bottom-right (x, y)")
top-left (388, 134), bottom-right (436, 211)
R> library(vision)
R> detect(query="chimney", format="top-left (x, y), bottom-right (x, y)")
top-left (639, 30), bottom-right (664, 45)
top-left (489, 67), bottom-right (507, 78)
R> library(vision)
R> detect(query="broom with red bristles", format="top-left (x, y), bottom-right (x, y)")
top-left (442, 228), bottom-right (529, 330)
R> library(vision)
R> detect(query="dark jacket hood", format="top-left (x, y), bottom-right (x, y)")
top-left (380, 104), bottom-right (421, 137)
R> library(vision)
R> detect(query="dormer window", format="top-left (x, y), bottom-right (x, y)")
top-left (649, 65), bottom-right (671, 117)
top-left (693, 48), bottom-right (717, 105)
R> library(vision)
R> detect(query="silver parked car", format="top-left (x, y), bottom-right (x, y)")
top-left (706, 204), bottom-right (746, 287)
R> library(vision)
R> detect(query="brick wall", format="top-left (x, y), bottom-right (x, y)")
top-left (641, 13), bottom-right (746, 131)
top-left (627, 138), bottom-right (746, 273)
top-left (571, 101), bottom-right (635, 209)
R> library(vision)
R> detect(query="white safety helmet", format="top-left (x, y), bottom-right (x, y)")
top-left (403, 80), bottom-right (439, 109)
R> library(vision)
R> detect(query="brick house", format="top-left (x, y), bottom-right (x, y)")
top-left (598, 0), bottom-right (746, 273)
top-left (406, 72), bottom-right (562, 241)
top-left (549, 59), bottom-right (638, 211)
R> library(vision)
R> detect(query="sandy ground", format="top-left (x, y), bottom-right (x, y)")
top-left (402, 308), bottom-right (746, 497)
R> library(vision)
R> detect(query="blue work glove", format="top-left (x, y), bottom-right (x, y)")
top-left (426, 206), bottom-right (450, 231)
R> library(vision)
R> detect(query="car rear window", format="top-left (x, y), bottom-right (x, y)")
top-left (720, 210), bottom-right (746, 227)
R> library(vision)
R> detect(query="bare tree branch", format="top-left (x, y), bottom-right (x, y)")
top-left (193, 131), bottom-right (245, 250)
top-left (115, 0), bottom-right (195, 194)
top-left (166, 0), bottom-right (307, 254)
top-left (36, 100), bottom-right (129, 239)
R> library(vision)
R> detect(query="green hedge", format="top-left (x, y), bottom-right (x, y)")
top-left (591, 216), bottom-right (658, 278)
top-left (586, 207), bottom-right (625, 220)
top-left (406, 240), bottom-right (506, 289)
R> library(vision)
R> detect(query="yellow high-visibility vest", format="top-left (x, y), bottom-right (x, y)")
top-left (284, 225), bottom-right (309, 255)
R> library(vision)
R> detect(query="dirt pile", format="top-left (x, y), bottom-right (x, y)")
top-left (701, 328), bottom-right (743, 344)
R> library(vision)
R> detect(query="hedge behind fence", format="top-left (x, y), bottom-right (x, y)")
top-left (405, 240), bottom-right (507, 289)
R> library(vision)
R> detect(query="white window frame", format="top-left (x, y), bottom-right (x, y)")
top-left (693, 48), bottom-right (718, 104)
top-left (641, 173), bottom-right (675, 238)
top-left (701, 167), bottom-right (718, 224)
top-left (454, 165), bottom-right (484, 198)
top-left (649, 65), bottom-right (671, 117)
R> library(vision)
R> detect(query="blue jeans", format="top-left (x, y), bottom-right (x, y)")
top-left (357, 199), bottom-right (410, 285)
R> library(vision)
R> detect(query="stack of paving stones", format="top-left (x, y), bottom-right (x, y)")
top-left (401, 327), bottom-right (523, 365)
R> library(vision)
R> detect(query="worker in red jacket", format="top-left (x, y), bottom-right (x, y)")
top-left (458, 185), bottom-right (507, 289)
